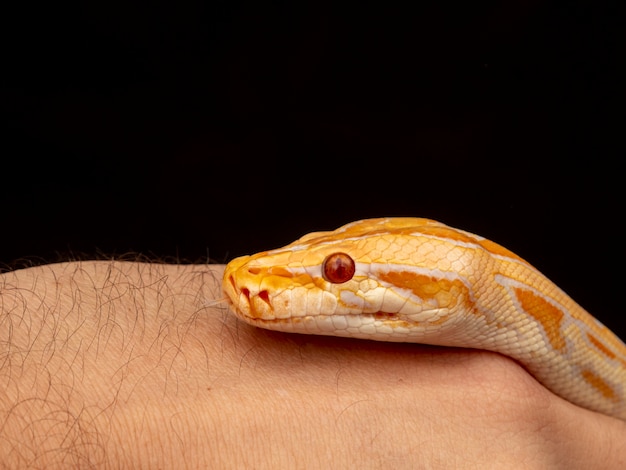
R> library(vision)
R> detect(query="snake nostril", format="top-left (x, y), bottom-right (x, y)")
top-left (248, 267), bottom-right (261, 275)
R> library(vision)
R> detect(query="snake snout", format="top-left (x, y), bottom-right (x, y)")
top-left (223, 257), bottom-right (297, 320)
top-left (226, 272), bottom-right (274, 320)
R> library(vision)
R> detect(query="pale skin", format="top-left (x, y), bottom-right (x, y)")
top-left (1, 261), bottom-right (625, 468)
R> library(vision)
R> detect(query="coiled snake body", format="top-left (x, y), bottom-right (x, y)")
top-left (223, 218), bottom-right (626, 420)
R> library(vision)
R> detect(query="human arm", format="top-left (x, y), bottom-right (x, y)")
top-left (1, 261), bottom-right (624, 468)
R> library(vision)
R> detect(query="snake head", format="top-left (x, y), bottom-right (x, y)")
top-left (222, 218), bottom-right (482, 342)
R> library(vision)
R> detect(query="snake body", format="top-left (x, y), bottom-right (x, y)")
top-left (222, 217), bottom-right (626, 420)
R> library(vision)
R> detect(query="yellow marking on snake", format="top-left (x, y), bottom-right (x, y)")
top-left (377, 271), bottom-right (469, 311)
top-left (513, 287), bottom-right (566, 351)
top-left (581, 370), bottom-right (618, 401)
top-left (222, 217), bottom-right (626, 420)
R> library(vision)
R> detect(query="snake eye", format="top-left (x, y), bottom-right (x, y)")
top-left (322, 252), bottom-right (355, 284)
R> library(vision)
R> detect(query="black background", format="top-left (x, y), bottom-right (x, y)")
top-left (2, 2), bottom-right (624, 338)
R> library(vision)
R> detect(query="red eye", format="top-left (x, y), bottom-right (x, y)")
top-left (322, 252), bottom-right (355, 284)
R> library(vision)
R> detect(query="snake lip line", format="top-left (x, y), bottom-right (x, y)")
top-left (229, 306), bottom-right (485, 347)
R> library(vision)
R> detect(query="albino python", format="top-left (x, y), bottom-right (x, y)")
top-left (222, 217), bottom-right (626, 420)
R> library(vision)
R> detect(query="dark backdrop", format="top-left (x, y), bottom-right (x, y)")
top-left (2, 2), bottom-right (624, 338)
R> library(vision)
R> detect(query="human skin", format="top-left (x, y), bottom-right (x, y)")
top-left (1, 261), bottom-right (625, 468)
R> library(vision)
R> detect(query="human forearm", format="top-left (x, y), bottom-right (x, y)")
top-left (1, 261), bottom-right (625, 468)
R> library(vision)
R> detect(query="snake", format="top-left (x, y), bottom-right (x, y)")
top-left (222, 217), bottom-right (626, 420)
